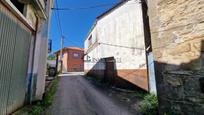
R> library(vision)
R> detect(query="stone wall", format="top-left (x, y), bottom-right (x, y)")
top-left (148, 0), bottom-right (204, 114)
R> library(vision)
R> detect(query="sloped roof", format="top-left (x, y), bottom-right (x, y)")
top-left (84, 0), bottom-right (128, 41)
top-left (54, 47), bottom-right (84, 54)
top-left (96, 0), bottom-right (128, 20)
top-left (67, 47), bottom-right (84, 51)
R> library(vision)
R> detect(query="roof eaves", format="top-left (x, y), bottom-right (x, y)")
top-left (84, 21), bottom-right (97, 41)
top-left (84, 0), bottom-right (128, 42)
top-left (96, 0), bottom-right (128, 20)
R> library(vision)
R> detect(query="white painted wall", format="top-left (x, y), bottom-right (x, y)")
top-left (84, 0), bottom-right (147, 71)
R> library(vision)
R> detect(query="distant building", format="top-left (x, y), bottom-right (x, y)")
top-left (84, 0), bottom-right (156, 92)
top-left (55, 47), bottom-right (84, 72)
top-left (0, 0), bottom-right (53, 114)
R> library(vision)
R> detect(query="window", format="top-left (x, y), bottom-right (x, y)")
top-left (11, 0), bottom-right (25, 15)
top-left (72, 52), bottom-right (80, 59)
top-left (88, 35), bottom-right (92, 47)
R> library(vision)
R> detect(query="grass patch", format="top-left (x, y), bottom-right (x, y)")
top-left (42, 78), bottom-right (58, 108)
top-left (86, 75), bottom-right (158, 115)
top-left (30, 77), bottom-right (59, 115)
top-left (30, 104), bottom-right (43, 115)
top-left (138, 94), bottom-right (158, 115)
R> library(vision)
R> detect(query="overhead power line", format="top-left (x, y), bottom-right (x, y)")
top-left (51, 2), bottom-right (121, 11)
top-left (54, 10), bottom-right (61, 36)
top-left (64, 38), bottom-right (81, 43)
top-left (55, 0), bottom-right (63, 36)
top-left (51, 2), bottom-right (142, 11)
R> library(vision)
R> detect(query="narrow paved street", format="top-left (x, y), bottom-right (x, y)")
top-left (48, 73), bottom-right (134, 115)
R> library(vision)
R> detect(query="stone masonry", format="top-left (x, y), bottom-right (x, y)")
top-left (148, 0), bottom-right (204, 114)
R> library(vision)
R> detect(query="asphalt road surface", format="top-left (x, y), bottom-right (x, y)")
top-left (47, 72), bottom-right (135, 115)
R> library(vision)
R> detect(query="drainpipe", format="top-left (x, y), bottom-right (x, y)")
top-left (140, 0), bottom-right (152, 92)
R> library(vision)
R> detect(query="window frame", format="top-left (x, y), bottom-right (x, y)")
top-left (88, 35), bottom-right (92, 48)
top-left (72, 52), bottom-right (81, 59)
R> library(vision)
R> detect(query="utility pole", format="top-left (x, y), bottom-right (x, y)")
top-left (60, 35), bottom-right (64, 73)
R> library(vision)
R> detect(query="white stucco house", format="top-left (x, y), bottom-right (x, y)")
top-left (84, 0), bottom-right (157, 93)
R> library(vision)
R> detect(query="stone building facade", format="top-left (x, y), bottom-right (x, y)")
top-left (148, 0), bottom-right (204, 114)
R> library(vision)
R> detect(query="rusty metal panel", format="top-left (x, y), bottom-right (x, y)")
top-left (0, 4), bottom-right (31, 115)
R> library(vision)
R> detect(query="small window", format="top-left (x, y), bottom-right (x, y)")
top-left (88, 35), bottom-right (92, 47)
top-left (72, 52), bottom-right (80, 59)
top-left (11, 0), bottom-right (25, 15)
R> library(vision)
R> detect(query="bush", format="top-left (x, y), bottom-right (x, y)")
top-left (139, 94), bottom-right (158, 115)
top-left (31, 105), bottom-right (43, 115)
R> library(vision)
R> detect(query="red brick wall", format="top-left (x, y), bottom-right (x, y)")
top-left (117, 69), bottom-right (148, 91)
top-left (85, 69), bottom-right (148, 91)
top-left (67, 49), bottom-right (84, 72)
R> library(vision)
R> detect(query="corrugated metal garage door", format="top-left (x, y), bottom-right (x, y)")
top-left (0, 4), bottom-right (32, 115)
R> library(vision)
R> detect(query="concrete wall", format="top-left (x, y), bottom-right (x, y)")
top-left (85, 0), bottom-right (149, 90)
top-left (32, 0), bottom-right (52, 100)
top-left (148, 0), bottom-right (204, 114)
top-left (62, 51), bottom-right (68, 72)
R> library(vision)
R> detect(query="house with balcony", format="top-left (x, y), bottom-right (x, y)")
top-left (0, 0), bottom-right (53, 114)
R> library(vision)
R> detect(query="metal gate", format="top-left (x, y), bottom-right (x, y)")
top-left (0, 5), bottom-right (32, 115)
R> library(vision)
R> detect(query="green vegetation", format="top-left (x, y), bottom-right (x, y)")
top-left (127, 90), bottom-right (147, 99)
top-left (42, 78), bottom-right (59, 108)
top-left (30, 103), bottom-right (43, 115)
top-left (30, 78), bottom-right (59, 115)
top-left (86, 75), bottom-right (159, 115)
top-left (138, 94), bottom-right (158, 115)
top-left (47, 55), bottom-right (56, 60)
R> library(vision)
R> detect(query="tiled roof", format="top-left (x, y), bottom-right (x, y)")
top-left (67, 47), bottom-right (84, 51)
top-left (54, 47), bottom-right (84, 54)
